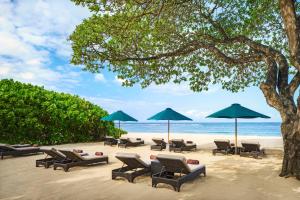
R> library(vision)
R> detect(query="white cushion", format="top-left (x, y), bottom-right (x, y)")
top-left (115, 152), bottom-right (140, 158)
top-left (187, 164), bottom-right (205, 173)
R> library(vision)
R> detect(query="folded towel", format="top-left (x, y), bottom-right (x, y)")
top-left (150, 155), bottom-right (157, 160)
top-left (186, 141), bottom-right (193, 144)
top-left (186, 159), bottom-right (199, 165)
top-left (80, 153), bottom-right (89, 156)
top-left (95, 152), bottom-right (103, 156)
top-left (73, 149), bottom-right (83, 153)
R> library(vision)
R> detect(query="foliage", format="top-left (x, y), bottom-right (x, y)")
top-left (0, 79), bottom-right (125, 145)
top-left (69, 0), bottom-right (294, 92)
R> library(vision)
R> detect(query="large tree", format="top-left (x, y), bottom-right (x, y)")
top-left (69, 0), bottom-right (300, 179)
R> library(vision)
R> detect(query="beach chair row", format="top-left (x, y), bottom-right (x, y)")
top-left (36, 148), bottom-right (205, 192)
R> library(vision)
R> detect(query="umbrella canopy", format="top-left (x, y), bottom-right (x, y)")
top-left (207, 103), bottom-right (270, 119)
top-left (102, 110), bottom-right (138, 122)
top-left (148, 108), bottom-right (192, 141)
top-left (101, 110), bottom-right (137, 137)
top-left (207, 103), bottom-right (270, 154)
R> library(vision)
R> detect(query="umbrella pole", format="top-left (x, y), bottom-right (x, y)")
top-left (235, 118), bottom-right (238, 154)
top-left (168, 120), bottom-right (170, 143)
top-left (119, 120), bottom-right (121, 138)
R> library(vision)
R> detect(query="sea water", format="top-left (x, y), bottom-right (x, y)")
top-left (116, 122), bottom-right (281, 136)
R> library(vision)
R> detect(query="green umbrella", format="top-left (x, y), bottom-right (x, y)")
top-left (148, 108), bottom-right (192, 142)
top-left (101, 110), bottom-right (137, 137)
top-left (207, 103), bottom-right (270, 154)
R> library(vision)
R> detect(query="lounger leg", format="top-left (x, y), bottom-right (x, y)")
top-left (63, 166), bottom-right (69, 172)
top-left (1, 153), bottom-right (3, 160)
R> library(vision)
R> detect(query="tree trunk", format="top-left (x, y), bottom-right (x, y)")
top-left (260, 76), bottom-right (300, 180)
top-left (280, 115), bottom-right (300, 180)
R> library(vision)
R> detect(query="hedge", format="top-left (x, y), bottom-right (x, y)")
top-left (0, 79), bottom-right (126, 145)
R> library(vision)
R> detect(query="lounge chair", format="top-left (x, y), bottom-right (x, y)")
top-left (118, 137), bottom-right (144, 148)
top-left (169, 139), bottom-right (196, 152)
top-left (112, 152), bottom-right (151, 182)
top-left (53, 150), bottom-right (108, 172)
top-left (0, 144), bottom-right (41, 159)
top-left (240, 141), bottom-right (265, 159)
top-left (152, 154), bottom-right (206, 192)
top-left (151, 138), bottom-right (167, 151)
top-left (11, 144), bottom-right (32, 148)
top-left (36, 148), bottom-right (66, 168)
top-left (212, 139), bottom-right (234, 155)
top-left (104, 136), bottom-right (118, 146)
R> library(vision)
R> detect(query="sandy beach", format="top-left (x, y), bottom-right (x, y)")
top-left (0, 133), bottom-right (299, 200)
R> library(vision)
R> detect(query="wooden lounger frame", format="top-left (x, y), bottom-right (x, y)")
top-left (36, 149), bottom-right (66, 168)
top-left (53, 150), bottom-right (108, 172)
top-left (112, 154), bottom-right (151, 182)
top-left (0, 145), bottom-right (41, 159)
top-left (152, 155), bottom-right (206, 192)
top-left (151, 138), bottom-right (167, 151)
top-left (169, 140), bottom-right (196, 152)
top-left (118, 138), bottom-right (144, 148)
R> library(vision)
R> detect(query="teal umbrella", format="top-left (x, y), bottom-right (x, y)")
top-left (207, 103), bottom-right (270, 154)
top-left (148, 108), bottom-right (192, 141)
top-left (101, 110), bottom-right (137, 137)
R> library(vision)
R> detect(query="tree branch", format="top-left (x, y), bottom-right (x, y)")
top-left (279, 0), bottom-right (300, 71)
top-left (288, 72), bottom-right (300, 95)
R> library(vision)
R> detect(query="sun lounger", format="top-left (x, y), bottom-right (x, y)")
top-left (104, 136), bottom-right (118, 146)
top-left (240, 141), bottom-right (265, 159)
top-left (151, 138), bottom-right (167, 151)
top-left (212, 139), bottom-right (234, 155)
top-left (169, 139), bottom-right (196, 152)
top-left (0, 144), bottom-right (41, 159)
top-left (112, 152), bottom-right (151, 182)
top-left (152, 154), bottom-right (206, 192)
top-left (11, 144), bottom-right (32, 148)
top-left (118, 137), bottom-right (144, 148)
top-left (53, 150), bottom-right (108, 172)
top-left (36, 148), bottom-right (66, 168)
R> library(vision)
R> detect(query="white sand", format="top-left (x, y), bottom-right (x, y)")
top-left (1, 133), bottom-right (299, 200)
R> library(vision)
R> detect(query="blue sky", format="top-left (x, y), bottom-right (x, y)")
top-left (0, 0), bottom-right (282, 122)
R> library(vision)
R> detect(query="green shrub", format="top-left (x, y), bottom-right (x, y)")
top-left (0, 79), bottom-right (126, 145)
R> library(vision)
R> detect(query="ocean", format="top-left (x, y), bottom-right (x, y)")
top-left (116, 122), bottom-right (281, 137)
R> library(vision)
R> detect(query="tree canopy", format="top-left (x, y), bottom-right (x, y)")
top-left (0, 79), bottom-right (124, 145)
top-left (70, 0), bottom-right (298, 92)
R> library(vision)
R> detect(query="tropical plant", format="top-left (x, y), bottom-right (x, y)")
top-left (69, 0), bottom-right (300, 179)
top-left (0, 79), bottom-right (125, 145)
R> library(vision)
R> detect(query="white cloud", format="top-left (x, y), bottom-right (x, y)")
top-left (146, 82), bottom-right (220, 96)
top-left (184, 109), bottom-right (211, 120)
top-left (0, 0), bottom-right (90, 90)
top-left (95, 74), bottom-right (106, 82)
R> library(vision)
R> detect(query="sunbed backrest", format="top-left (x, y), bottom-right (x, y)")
top-left (116, 153), bottom-right (148, 168)
top-left (105, 136), bottom-right (117, 142)
top-left (59, 150), bottom-right (83, 161)
top-left (42, 149), bottom-right (65, 160)
top-left (214, 140), bottom-right (231, 150)
top-left (157, 154), bottom-right (191, 174)
top-left (171, 139), bottom-right (185, 148)
top-left (152, 138), bottom-right (167, 145)
top-left (119, 138), bottom-right (129, 144)
top-left (242, 142), bottom-right (260, 152)
top-left (0, 144), bottom-right (16, 151)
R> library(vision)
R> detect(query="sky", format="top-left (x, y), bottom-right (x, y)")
top-left (0, 0), bottom-right (283, 122)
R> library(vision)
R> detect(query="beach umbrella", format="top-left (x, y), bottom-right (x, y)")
top-left (101, 110), bottom-right (137, 137)
top-left (207, 103), bottom-right (270, 154)
top-left (148, 108), bottom-right (192, 142)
